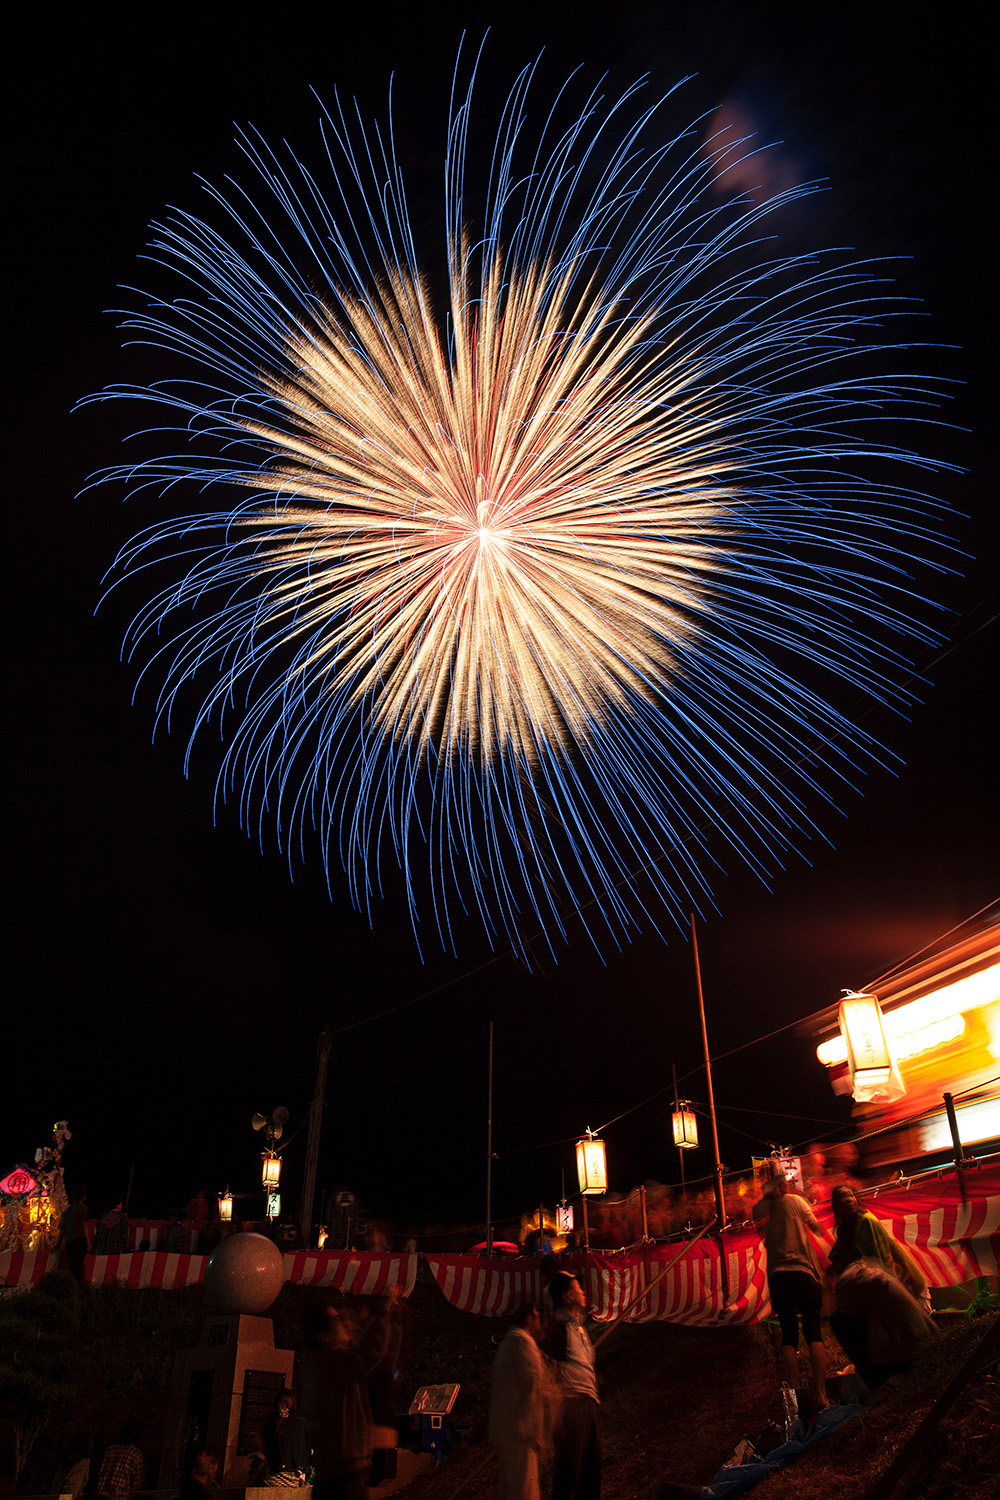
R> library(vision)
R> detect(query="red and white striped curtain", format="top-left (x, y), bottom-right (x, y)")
top-left (3, 1170), bottom-right (996, 1322)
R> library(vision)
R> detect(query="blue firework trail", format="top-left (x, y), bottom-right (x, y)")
top-left (87, 46), bottom-right (953, 962)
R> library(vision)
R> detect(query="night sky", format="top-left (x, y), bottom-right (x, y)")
top-left (6, 3), bottom-right (994, 1237)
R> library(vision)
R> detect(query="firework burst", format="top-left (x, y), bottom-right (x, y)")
top-left (89, 48), bottom-right (951, 960)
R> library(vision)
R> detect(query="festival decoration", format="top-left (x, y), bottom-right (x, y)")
top-left (671, 1103), bottom-right (699, 1151)
top-left (0, 1119), bottom-right (71, 1251)
top-left (576, 1133), bottom-right (608, 1195)
top-left (90, 48), bottom-right (950, 959)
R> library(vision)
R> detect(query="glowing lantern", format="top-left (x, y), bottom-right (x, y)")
top-left (839, 993), bottom-right (893, 1086)
top-left (671, 1102), bottom-right (698, 1150)
top-left (266, 1191), bottom-right (281, 1220)
top-left (575, 1133), bottom-right (607, 1195)
top-left (0, 1168), bottom-right (37, 1196)
top-left (317, 1225), bottom-right (328, 1249)
top-left (218, 1190), bottom-right (233, 1222)
top-left (261, 1152), bottom-right (282, 1189)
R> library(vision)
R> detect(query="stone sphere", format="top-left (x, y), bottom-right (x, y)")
top-left (204, 1232), bottom-right (285, 1314)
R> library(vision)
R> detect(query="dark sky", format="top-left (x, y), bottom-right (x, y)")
top-left (6, 3), bottom-right (994, 1236)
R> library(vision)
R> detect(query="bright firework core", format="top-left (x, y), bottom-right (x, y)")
top-left (90, 49), bottom-right (952, 960)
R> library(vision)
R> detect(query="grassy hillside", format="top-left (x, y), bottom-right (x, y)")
top-left (2, 1271), bottom-right (996, 1500)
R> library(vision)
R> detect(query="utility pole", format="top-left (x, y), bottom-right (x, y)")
top-left (690, 914), bottom-right (729, 1305)
top-left (486, 1021), bottom-right (494, 1256)
top-left (300, 1025), bottom-right (332, 1248)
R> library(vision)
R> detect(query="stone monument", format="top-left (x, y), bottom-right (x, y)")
top-left (160, 1233), bottom-right (294, 1487)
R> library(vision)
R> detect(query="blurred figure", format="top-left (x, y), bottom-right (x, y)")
top-left (93, 1201), bottom-right (129, 1255)
top-left (244, 1432), bottom-right (269, 1487)
top-left (301, 1294), bottom-right (393, 1500)
top-left (539, 1255), bottom-right (561, 1313)
top-left (164, 1210), bottom-right (188, 1252)
top-left (56, 1185), bottom-right (89, 1286)
top-left (829, 1186), bottom-right (929, 1309)
top-left (171, 1447), bottom-right (219, 1499)
top-left (756, 1168), bottom-right (829, 1408)
top-left (187, 1187), bottom-right (210, 1251)
top-left (95, 1421), bottom-right (145, 1500)
top-left (489, 1304), bottom-right (559, 1500)
top-left (368, 1288), bottom-right (404, 1485)
top-left (831, 1258), bottom-right (936, 1391)
top-left (542, 1273), bottom-right (601, 1500)
top-left (263, 1390), bottom-right (310, 1477)
top-left (53, 1432), bottom-right (91, 1498)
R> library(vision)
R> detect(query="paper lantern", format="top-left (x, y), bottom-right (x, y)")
top-left (261, 1152), bottom-right (282, 1189)
top-left (671, 1103), bottom-right (698, 1150)
top-left (575, 1134), bottom-right (607, 1195)
top-left (839, 993), bottom-right (893, 1085)
top-left (218, 1190), bottom-right (233, 1222)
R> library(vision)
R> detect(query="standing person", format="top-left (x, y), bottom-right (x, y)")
top-left (757, 1169), bottom-right (829, 1408)
top-left (186, 1188), bottom-right (210, 1251)
top-left (542, 1273), bottom-right (601, 1500)
top-left (263, 1390), bottom-right (310, 1478)
top-left (164, 1210), bottom-right (188, 1252)
top-left (56, 1185), bottom-right (90, 1287)
top-left (489, 1304), bottom-right (559, 1500)
top-left (829, 1186), bottom-right (929, 1309)
top-left (95, 1422), bottom-right (145, 1500)
top-left (93, 1201), bottom-right (130, 1255)
top-left (301, 1295), bottom-right (393, 1500)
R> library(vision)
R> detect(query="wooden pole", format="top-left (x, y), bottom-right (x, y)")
top-left (486, 1021), bottom-right (494, 1256)
top-left (691, 914), bottom-right (729, 1305)
top-left (300, 1025), bottom-right (332, 1248)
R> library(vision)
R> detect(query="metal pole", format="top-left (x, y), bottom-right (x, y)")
top-left (691, 913), bottom-right (729, 1305)
top-left (486, 1021), bottom-right (494, 1256)
top-left (640, 1183), bottom-right (649, 1242)
top-left (301, 1026), bottom-right (332, 1248)
top-left (943, 1091), bottom-right (968, 1203)
top-left (581, 1193), bottom-right (590, 1253)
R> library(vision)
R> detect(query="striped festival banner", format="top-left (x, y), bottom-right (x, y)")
top-left (280, 1250), bottom-right (417, 1295)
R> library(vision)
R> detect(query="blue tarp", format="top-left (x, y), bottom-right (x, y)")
top-left (701, 1402), bottom-right (861, 1498)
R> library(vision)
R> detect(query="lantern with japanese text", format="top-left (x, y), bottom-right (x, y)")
top-left (261, 1152), bottom-right (281, 1190)
top-left (575, 1133), bottom-right (607, 1195)
top-left (671, 1102), bottom-right (698, 1150)
top-left (218, 1190), bottom-right (233, 1222)
top-left (839, 992), bottom-right (894, 1087)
